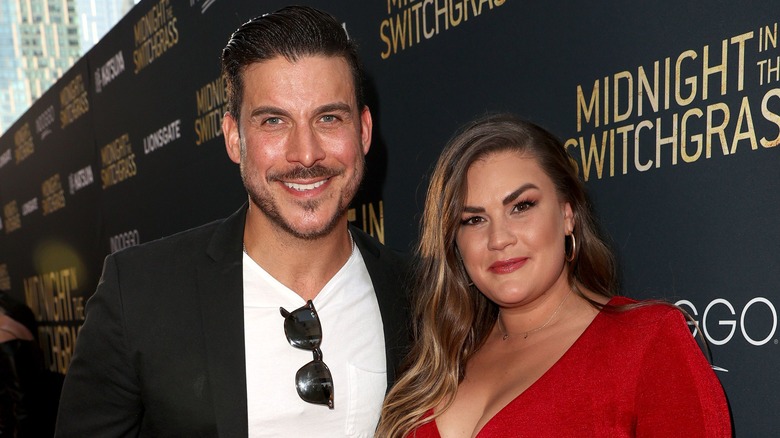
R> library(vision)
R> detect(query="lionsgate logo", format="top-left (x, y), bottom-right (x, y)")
top-left (676, 297), bottom-right (778, 347)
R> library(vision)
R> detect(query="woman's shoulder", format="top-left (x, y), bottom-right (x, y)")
top-left (600, 295), bottom-right (688, 330)
top-left (588, 296), bottom-right (697, 362)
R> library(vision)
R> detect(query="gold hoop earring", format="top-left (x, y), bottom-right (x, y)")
top-left (565, 233), bottom-right (577, 262)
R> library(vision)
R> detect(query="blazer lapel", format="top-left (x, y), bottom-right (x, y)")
top-left (197, 204), bottom-right (248, 437)
top-left (351, 226), bottom-right (411, 387)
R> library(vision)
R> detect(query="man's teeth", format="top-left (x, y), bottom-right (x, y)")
top-left (284, 179), bottom-right (327, 191)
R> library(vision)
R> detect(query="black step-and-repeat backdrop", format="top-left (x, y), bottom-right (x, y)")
top-left (0, 0), bottom-right (777, 434)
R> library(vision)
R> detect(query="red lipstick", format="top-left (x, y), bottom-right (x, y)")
top-left (488, 258), bottom-right (528, 274)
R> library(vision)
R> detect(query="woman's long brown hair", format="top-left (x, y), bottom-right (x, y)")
top-left (376, 114), bottom-right (617, 437)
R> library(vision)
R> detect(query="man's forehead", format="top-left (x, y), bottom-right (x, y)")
top-left (240, 55), bottom-right (358, 106)
top-left (242, 53), bottom-right (351, 74)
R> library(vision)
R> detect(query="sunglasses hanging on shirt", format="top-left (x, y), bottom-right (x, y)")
top-left (279, 300), bottom-right (334, 409)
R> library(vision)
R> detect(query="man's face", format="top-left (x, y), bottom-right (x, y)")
top-left (223, 55), bottom-right (372, 240)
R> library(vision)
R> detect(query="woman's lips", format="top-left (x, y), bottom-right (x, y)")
top-left (488, 258), bottom-right (528, 274)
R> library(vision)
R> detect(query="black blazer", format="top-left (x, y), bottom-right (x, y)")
top-left (55, 205), bottom-right (410, 437)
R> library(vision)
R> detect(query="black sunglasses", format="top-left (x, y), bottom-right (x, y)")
top-left (279, 300), bottom-right (334, 409)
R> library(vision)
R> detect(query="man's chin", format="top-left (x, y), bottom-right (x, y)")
top-left (249, 192), bottom-right (350, 240)
top-left (276, 211), bottom-right (346, 241)
top-left (282, 222), bottom-right (341, 240)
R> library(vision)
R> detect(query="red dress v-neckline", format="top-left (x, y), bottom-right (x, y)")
top-left (408, 296), bottom-right (730, 437)
top-left (441, 297), bottom-right (616, 436)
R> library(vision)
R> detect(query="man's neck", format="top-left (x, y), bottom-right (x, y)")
top-left (242, 211), bottom-right (353, 301)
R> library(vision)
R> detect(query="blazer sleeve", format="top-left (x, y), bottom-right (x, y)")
top-left (55, 254), bottom-right (143, 437)
top-left (634, 309), bottom-right (732, 437)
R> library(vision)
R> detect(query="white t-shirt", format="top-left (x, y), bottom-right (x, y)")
top-left (243, 243), bottom-right (387, 437)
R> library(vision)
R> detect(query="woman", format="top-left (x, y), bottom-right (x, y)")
top-left (377, 114), bottom-right (731, 437)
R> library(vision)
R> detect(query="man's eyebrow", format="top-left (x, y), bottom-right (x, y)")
top-left (247, 103), bottom-right (352, 119)
top-left (315, 102), bottom-right (352, 114)
top-left (248, 106), bottom-right (290, 119)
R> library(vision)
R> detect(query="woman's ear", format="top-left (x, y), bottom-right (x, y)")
top-left (563, 202), bottom-right (575, 234)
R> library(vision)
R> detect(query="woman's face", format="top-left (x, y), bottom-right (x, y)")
top-left (455, 150), bottom-right (574, 307)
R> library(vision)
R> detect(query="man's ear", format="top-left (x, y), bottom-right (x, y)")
top-left (223, 112), bottom-right (241, 164)
top-left (359, 106), bottom-right (372, 155)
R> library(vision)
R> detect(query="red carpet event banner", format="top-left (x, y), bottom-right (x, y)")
top-left (0, 0), bottom-right (776, 435)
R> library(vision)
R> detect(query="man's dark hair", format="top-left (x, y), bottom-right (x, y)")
top-left (221, 6), bottom-right (366, 125)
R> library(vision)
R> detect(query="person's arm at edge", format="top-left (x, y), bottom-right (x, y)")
top-left (54, 254), bottom-right (143, 437)
top-left (635, 308), bottom-right (732, 437)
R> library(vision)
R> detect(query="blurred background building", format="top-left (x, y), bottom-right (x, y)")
top-left (0, 0), bottom-right (135, 135)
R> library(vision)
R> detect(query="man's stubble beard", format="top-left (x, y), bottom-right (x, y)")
top-left (241, 153), bottom-right (365, 241)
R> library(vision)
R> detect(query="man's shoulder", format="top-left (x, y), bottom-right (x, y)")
top-left (349, 226), bottom-right (410, 265)
top-left (111, 206), bottom-right (244, 267)
top-left (117, 218), bottom-right (222, 258)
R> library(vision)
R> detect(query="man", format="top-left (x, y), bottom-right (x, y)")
top-left (55, 6), bottom-right (410, 437)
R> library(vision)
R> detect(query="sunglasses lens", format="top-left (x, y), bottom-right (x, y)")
top-left (283, 306), bottom-right (322, 350)
top-left (281, 301), bottom-right (333, 409)
top-left (296, 360), bottom-right (334, 409)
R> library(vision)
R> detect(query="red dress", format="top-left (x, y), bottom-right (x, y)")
top-left (408, 297), bottom-right (731, 437)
